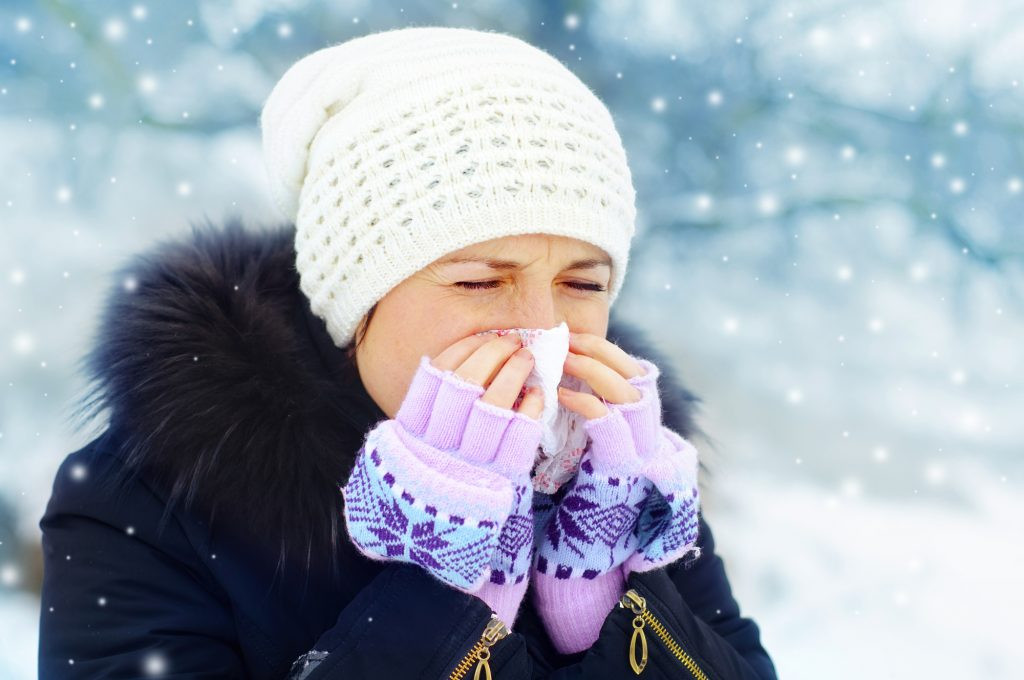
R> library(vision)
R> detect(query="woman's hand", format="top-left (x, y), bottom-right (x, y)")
top-left (555, 331), bottom-right (644, 418)
top-left (428, 331), bottom-right (544, 417)
top-left (387, 330), bottom-right (547, 480)
top-left (343, 330), bottom-right (548, 627)
top-left (529, 333), bottom-right (701, 654)
top-left (553, 333), bottom-right (702, 574)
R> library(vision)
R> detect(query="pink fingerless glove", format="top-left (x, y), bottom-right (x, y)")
top-left (619, 358), bottom-right (701, 575)
top-left (530, 356), bottom-right (701, 654)
top-left (342, 355), bottom-right (542, 627)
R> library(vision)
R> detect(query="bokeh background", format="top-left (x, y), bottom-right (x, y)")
top-left (2, 1), bottom-right (1022, 678)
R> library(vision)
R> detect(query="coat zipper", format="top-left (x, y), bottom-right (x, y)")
top-left (618, 588), bottom-right (709, 679)
top-left (448, 614), bottom-right (510, 680)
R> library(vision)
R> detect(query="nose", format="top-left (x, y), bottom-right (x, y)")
top-left (507, 283), bottom-right (560, 330)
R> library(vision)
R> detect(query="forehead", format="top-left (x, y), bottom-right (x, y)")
top-left (441, 233), bottom-right (608, 261)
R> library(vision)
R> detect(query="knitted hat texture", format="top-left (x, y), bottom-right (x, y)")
top-left (260, 26), bottom-right (637, 348)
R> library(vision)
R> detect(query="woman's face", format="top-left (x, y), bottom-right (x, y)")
top-left (355, 233), bottom-right (614, 418)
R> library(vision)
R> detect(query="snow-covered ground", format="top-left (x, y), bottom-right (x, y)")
top-left (707, 462), bottom-right (1023, 679)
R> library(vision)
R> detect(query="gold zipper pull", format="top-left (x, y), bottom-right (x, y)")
top-left (471, 615), bottom-right (510, 680)
top-left (619, 589), bottom-right (649, 675)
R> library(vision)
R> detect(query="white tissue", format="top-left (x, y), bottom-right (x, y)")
top-left (475, 322), bottom-right (593, 493)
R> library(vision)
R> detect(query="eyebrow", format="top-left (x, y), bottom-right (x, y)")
top-left (436, 255), bottom-right (612, 271)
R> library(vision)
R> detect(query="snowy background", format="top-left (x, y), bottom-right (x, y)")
top-left (2, 1), bottom-right (1023, 678)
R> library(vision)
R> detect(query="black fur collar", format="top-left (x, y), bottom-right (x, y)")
top-left (70, 217), bottom-right (706, 581)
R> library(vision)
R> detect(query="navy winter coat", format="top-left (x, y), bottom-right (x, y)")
top-left (38, 221), bottom-right (778, 679)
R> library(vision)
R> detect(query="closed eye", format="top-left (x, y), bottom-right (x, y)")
top-left (455, 280), bottom-right (606, 292)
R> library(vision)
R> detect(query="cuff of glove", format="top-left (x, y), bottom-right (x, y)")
top-left (642, 427), bottom-right (699, 489)
top-left (473, 575), bottom-right (531, 629)
top-left (625, 428), bottom-right (702, 574)
top-left (623, 542), bottom-right (703, 575)
top-left (384, 421), bottom-right (517, 512)
top-left (530, 566), bottom-right (626, 654)
top-left (342, 424), bottom-right (516, 592)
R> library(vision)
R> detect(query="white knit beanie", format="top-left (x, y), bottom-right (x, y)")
top-left (260, 26), bottom-right (637, 349)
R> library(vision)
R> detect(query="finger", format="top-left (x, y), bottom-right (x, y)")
top-left (481, 347), bottom-right (534, 410)
top-left (492, 410), bottom-right (543, 478)
top-left (557, 385), bottom-right (609, 420)
top-left (430, 331), bottom-right (499, 371)
top-left (516, 386), bottom-right (544, 420)
top-left (563, 351), bottom-right (642, 405)
top-left (422, 369), bottom-right (485, 450)
top-left (454, 333), bottom-right (522, 387)
top-left (568, 332), bottom-right (645, 380)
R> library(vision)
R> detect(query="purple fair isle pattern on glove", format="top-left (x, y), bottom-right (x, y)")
top-left (449, 393), bottom-right (540, 626)
top-left (615, 358), bottom-right (701, 574)
top-left (342, 430), bottom-right (504, 588)
top-left (533, 447), bottom-right (648, 579)
top-left (531, 407), bottom-right (649, 654)
top-left (342, 355), bottom-right (542, 611)
top-left (530, 355), bottom-right (701, 654)
top-left (473, 479), bottom-right (534, 627)
top-left (625, 426), bottom-right (701, 573)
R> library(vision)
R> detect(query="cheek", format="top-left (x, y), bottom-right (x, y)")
top-left (374, 290), bottom-right (479, 361)
top-left (564, 304), bottom-right (609, 339)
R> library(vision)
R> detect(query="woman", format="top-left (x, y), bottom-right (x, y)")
top-left (39, 26), bottom-right (777, 679)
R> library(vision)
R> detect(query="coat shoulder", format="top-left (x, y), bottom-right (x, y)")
top-left (40, 427), bottom-right (210, 578)
top-left (69, 217), bottom-right (361, 578)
